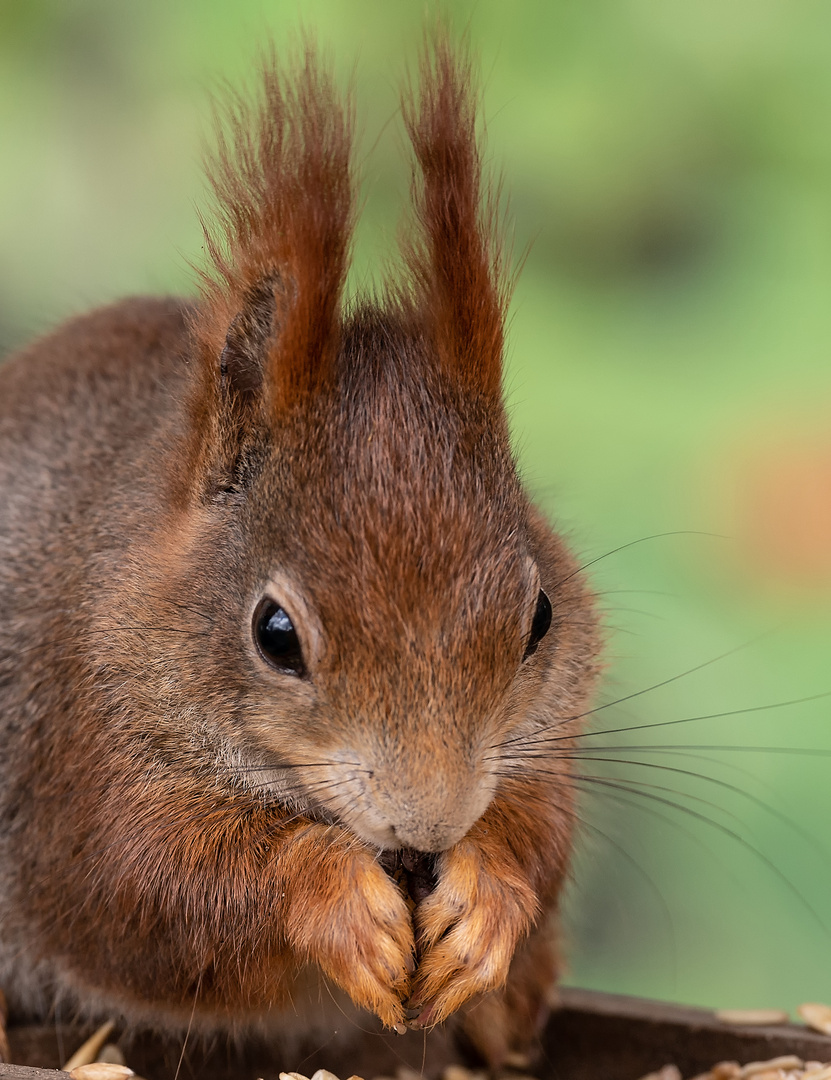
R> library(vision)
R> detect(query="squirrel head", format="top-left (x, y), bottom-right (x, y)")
top-left (123, 38), bottom-right (596, 855)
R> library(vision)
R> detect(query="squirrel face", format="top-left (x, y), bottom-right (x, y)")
top-left (136, 309), bottom-right (567, 855)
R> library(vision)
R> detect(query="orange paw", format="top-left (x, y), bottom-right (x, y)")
top-left (458, 929), bottom-right (559, 1067)
top-left (284, 828), bottom-right (414, 1027)
top-left (408, 839), bottom-right (538, 1026)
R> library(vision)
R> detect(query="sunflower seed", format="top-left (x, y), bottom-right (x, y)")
top-left (63, 1021), bottom-right (118, 1072)
top-left (716, 1010), bottom-right (790, 1027)
top-left (68, 1066), bottom-right (133, 1080)
top-left (799, 1004), bottom-right (831, 1037)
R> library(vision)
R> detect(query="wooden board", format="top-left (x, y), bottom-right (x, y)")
top-left (2, 988), bottom-right (830, 1080)
top-left (546, 988), bottom-right (831, 1079)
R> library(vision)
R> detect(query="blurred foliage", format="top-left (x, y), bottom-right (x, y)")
top-left (2, 0), bottom-right (831, 1014)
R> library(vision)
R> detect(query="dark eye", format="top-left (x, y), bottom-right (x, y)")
top-left (254, 599), bottom-right (305, 676)
top-left (523, 589), bottom-right (552, 661)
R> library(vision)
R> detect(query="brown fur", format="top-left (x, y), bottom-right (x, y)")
top-left (0, 36), bottom-right (601, 1067)
top-left (400, 36), bottom-right (508, 402)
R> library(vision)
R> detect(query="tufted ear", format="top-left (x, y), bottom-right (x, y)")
top-left (216, 273), bottom-right (280, 402)
top-left (400, 34), bottom-right (509, 402)
top-left (191, 45), bottom-right (355, 426)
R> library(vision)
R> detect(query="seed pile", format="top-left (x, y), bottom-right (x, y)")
top-left (638, 1058), bottom-right (831, 1079)
top-left (279, 1069), bottom-right (526, 1080)
top-left (279, 1067), bottom-right (537, 1080)
top-left (280, 1071), bottom-right (359, 1080)
top-left (636, 1001), bottom-right (831, 1080)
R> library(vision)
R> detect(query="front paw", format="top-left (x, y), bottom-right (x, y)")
top-left (409, 839), bottom-right (538, 1025)
top-left (283, 827), bottom-right (414, 1027)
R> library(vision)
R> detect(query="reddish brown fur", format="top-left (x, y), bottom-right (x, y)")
top-left (400, 34), bottom-right (507, 402)
top-left (0, 36), bottom-right (601, 1068)
top-left (197, 45), bottom-right (354, 405)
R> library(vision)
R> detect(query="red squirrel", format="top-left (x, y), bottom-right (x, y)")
top-left (0, 36), bottom-right (601, 1067)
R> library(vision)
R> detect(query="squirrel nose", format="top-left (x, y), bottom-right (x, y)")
top-left (330, 750), bottom-right (494, 852)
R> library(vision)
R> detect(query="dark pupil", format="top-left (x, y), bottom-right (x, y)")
top-left (255, 600), bottom-right (304, 675)
top-left (523, 589), bottom-right (552, 660)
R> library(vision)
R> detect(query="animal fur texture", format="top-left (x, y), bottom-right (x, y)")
top-left (0, 36), bottom-right (601, 1067)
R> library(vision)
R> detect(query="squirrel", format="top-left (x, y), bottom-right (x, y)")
top-left (0, 35), bottom-right (601, 1069)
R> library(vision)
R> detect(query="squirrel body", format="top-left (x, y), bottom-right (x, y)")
top-left (0, 39), bottom-right (601, 1067)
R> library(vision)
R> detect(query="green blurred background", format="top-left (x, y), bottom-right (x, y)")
top-left (2, 0), bottom-right (830, 1015)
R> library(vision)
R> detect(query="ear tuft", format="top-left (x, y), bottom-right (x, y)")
top-left (192, 44), bottom-right (355, 416)
top-left (400, 33), bottom-right (510, 402)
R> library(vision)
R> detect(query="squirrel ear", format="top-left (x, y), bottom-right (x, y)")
top-left (191, 45), bottom-right (355, 420)
top-left (401, 34), bottom-right (509, 402)
top-left (218, 274), bottom-right (279, 403)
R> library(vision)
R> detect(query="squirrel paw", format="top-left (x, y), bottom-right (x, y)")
top-left (285, 829), bottom-right (414, 1027)
top-left (408, 839), bottom-right (537, 1026)
top-left (457, 929), bottom-right (559, 1067)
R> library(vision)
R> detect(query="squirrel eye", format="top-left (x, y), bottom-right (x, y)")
top-left (254, 599), bottom-right (305, 676)
top-left (523, 589), bottom-right (552, 661)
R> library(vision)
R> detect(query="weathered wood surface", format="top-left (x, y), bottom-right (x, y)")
top-left (547, 987), bottom-right (831, 1078)
top-left (0, 1068), bottom-right (67, 1080)
top-left (0, 987), bottom-right (829, 1079)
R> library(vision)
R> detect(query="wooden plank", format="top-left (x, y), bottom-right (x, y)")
top-left (2, 988), bottom-right (830, 1079)
top-left (545, 987), bottom-right (831, 1080)
top-left (0, 1067), bottom-right (67, 1080)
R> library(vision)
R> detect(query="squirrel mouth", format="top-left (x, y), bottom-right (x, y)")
top-left (232, 751), bottom-right (467, 857)
top-left (234, 759), bottom-right (441, 864)
top-left (377, 848), bottom-right (439, 904)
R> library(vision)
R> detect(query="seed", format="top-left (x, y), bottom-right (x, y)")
top-left (68, 1066), bottom-right (133, 1080)
top-left (503, 1052), bottom-right (532, 1070)
top-left (442, 1067), bottom-right (476, 1080)
top-left (740, 1058), bottom-right (803, 1077)
top-left (63, 1021), bottom-right (118, 1072)
top-left (440, 1067), bottom-right (487, 1080)
top-left (716, 1010), bottom-right (790, 1027)
top-left (799, 1004), bottom-right (831, 1037)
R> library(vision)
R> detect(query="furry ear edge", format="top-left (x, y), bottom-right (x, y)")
top-left (218, 273), bottom-right (281, 403)
top-left (181, 45), bottom-right (356, 498)
top-left (399, 32), bottom-right (510, 403)
top-left (192, 43), bottom-right (356, 416)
